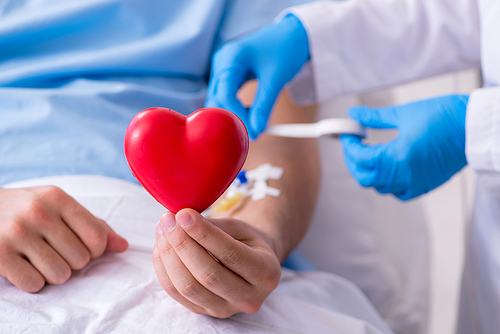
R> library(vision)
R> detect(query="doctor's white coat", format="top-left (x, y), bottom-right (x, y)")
top-left (285, 0), bottom-right (500, 333)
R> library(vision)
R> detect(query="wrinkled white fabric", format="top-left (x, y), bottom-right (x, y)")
top-left (285, 0), bottom-right (480, 103)
top-left (466, 87), bottom-right (500, 173)
top-left (0, 176), bottom-right (393, 334)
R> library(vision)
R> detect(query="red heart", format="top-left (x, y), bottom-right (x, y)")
top-left (124, 107), bottom-right (249, 213)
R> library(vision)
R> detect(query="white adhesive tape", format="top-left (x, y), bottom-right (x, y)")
top-left (266, 118), bottom-right (366, 138)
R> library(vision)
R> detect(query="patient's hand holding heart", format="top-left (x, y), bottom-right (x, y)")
top-left (125, 107), bottom-right (281, 318)
top-left (124, 107), bottom-right (249, 213)
top-left (152, 209), bottom-right (281, 318)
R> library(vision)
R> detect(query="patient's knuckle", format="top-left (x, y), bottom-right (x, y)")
top-left (264, 278), bottom-right (279, 293)
top-left (52, 266), bottom-right (72, 285)
top-left (0, 244), bottom-right (8, 260)
top-left (0, 246), bottom-right (46, 292)
top-left (200, 269), bottom-right (222, 290)
top-left (268, 267), bottom-right (281, 290)
top-left (187, 306), bottom-right (204, 315)
top-left (221, 248), bottom-right (241, 267)
top-left (195, 226), bottom-right (213, 245)
top-left (0, 244), bottom-right (14, 266)
top-left (39, 185), bottom-right (67, 203)
top-left (256, 263), bottom-right (281, 291)
top-left (4, 220), bottom-right (29, 241)
top-left (211, 309), bottom-right (235, 319)
top-left (152, 247), bottom-right (161, 261)
top-left (19, 273), bottom-right (46, 293)
top-left (240, 298), bottom-right (263, 314)
top-left (30, 186), bottom-right (66, 212)
top-left (161, 278), bottom-right (177, 296)
top-left (85, 224), bottom-right (107, 257)
top-left (27, 278), bottom-right (46, 293)
top-left (21, 199), bottom-right (50, 227)
top-left (71, 250), bottom-right (91, 270)
top-left (178, 280), bottom-right (200, 300)
top-left (172, 236), bottom-right (190, 254)
top-left (158, 240), bottom-right (174, 257)
top-left (89, 224), bottom-right (107, 243)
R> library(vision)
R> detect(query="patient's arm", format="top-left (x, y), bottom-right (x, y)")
top-left (221, 84), bottom-right (320, 263)
top-left (0, 186), bottom-right (129, 292)
top-left (152, 83), bottom-right (320, 317)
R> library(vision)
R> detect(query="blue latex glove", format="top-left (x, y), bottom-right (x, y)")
top-left (340, 95), bottom-right (468, 200)
top-left (205, 14), bottom-right (310, 139)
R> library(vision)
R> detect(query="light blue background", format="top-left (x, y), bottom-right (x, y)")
top-left (0, 0), bottom-right (320, 185)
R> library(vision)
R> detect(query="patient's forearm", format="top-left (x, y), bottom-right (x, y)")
top-left (238, 132), bottom-right (319, 263)
top-left (219, 85), bottom-right (320, 263)
top-left (153, 84), bottom-right (319, 317)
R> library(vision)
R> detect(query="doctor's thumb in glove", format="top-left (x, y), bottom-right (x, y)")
top-left (340, 95), bottom-right (468, 201)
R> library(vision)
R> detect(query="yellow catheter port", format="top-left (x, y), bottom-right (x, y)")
top-left (212, 192), bottom-right (244, 213)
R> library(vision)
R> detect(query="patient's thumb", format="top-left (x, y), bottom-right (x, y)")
top-left (104, 223), bottom-right (129, 253)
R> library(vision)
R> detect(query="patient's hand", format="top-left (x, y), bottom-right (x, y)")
top-left (152, 209), bottom-right (281, 318)
top-left (0, 186), bottom-right (129, 292)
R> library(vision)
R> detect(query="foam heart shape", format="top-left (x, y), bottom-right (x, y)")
top-left (124, 107), bottom-right (249, 213)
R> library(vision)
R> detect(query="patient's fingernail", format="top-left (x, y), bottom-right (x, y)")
top-left (176, 212), bottom-right (192, 228)
top-left (160, 212), bottom-right (176, 232)
top-left (155, 222), bottom-right (164, 236)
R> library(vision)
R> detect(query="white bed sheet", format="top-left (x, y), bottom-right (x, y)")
top-left (0, 175), bottom-right (392, 334)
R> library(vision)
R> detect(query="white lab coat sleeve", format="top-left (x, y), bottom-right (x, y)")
top-left (282, 0), bottom-right (481, 104)
top-left (466, 87), bottom-right (500, 176)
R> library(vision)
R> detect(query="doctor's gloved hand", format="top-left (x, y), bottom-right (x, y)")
top-left (340, 95), bottom-right (468, 200)
top-left (206, 14), bottom-right (309, 140)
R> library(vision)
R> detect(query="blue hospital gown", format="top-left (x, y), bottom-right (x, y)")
top-left (0, 0), bottom-right (317, 185)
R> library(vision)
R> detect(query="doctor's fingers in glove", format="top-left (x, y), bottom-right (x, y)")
top-left (153, 209), bottom-right (281, 318)
top-left (341, 95), bottom-right (468, 200)
top-left (0, 186), bottom-right (129, 292)
top-left (206, 14), bottom-right (310, 139)
top-left (341, 135), bottom-right (416, 198)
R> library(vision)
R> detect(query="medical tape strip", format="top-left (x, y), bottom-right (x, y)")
top-left (266, 118), bottom-right (366, 138)
top-left (245, 163), bottom-right (283, 200)
top-left (205, 164), bottom-right (284, 216)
